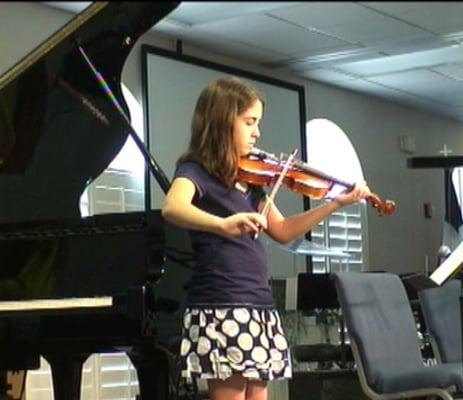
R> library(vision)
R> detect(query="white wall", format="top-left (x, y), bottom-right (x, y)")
top-left (0, 2), bottom-right (72, 76)
top-left (4, 2), bottom-right (463, 276)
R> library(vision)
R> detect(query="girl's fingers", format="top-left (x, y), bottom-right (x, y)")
top-left (245, 219), bottom-right (259, 233)
top-left (252, 214), bottom-right (268, 230)
top-left (241, 214), bottom-right (267, 234)
top-left (353, 182), bottom-right (371, 199)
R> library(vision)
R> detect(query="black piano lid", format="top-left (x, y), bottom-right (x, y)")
top-left (0, 2), bottom-right (179, 224)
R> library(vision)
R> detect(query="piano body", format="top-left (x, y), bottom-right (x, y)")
top-left (0, 2), bottom-right (183, 400)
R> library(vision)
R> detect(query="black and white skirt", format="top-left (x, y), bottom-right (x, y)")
top-left (180, 307), bottom-right (292, 381)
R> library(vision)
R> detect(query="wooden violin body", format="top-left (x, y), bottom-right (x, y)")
top-left (238, 157), bottom-right (332, 200)
top-left (237, 148), bottom-right (396, 216)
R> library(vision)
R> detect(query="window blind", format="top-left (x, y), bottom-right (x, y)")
top-left (310, 200), bottom-right (368, 273)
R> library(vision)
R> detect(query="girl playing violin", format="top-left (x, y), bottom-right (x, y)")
top-left (162, 76), bottom-right (371, 400)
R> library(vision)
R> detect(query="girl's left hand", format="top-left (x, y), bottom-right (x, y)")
top-left (334, 181), bottom-right (371, 207)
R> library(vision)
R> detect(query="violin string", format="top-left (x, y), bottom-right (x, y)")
top-left (262, 148), bottom-right (298, 217)
top-left (257, 147), bottom-right (354, 189)
top-left (253, 148), bottom-right (298, 240)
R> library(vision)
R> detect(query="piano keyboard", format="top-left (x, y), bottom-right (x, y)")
top-left (0, 296), bottom-right (113, 312)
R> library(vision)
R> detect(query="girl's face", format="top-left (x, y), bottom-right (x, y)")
top-left (233, 99), bottom-right (263, 156)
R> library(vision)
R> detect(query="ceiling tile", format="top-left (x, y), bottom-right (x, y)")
top-left (335, 78), bottom-right (407, 98)
top-left (263, 45), bottom-right (381, 70)
top-left (299, 68), bottom-right (358, 83)
top-left (165, 2), bottom-right (302, 26)
top-left (333, 77), bottom-right (462, 119)
top-left (360, 2), bottom-right (446, 17)
top-left (324, 16), bottom-right (425, 45)
top-left (362, 2), bottom-right (463, 35)
top-left (268, 2), bottom-right (426, 44)
top-left (431, 63), bottom-right (463, 81)
top-left (195, 14), bottom-right (349, 56)
top-left (154, 24), bottom-right (286, 64)
top-left (268, 2), bottom-right (384, 30)
top-left (335, 45), bottom-right (463, 77)
top-left (365, 34), bottom-right (453, 56)
top-left (366, 70), bottom-right (463, 100)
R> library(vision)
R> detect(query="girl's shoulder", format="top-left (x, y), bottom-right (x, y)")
top-left (176, 159), bottom-right (207, 177)
top-left (175, 160), bottom-right (213, 196)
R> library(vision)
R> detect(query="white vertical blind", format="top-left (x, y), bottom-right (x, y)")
top-left (311, 200), bottom-right (367, 273)
top-left (306, 119), bottom-right (368, 273)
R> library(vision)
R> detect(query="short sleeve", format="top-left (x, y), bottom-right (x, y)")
top-left (174, 161), bottom-right (207, 197)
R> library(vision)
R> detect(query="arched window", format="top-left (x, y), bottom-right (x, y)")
top-left (306, 118), bottom-right (369, 272)
top-left (79, 85), bottom-right (145, 216)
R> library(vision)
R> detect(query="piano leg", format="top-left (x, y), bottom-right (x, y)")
top-left (45, 354), bottom-right (88, 400)
top-left (0, 371), bottom-right (8, 400)
top-left (128, 344), bottom-right (170, 400)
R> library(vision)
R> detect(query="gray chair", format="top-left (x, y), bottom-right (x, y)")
top-left (418, 279), bottom-right (462, 364)
top-left (332, 272), bottom-right (463, 400)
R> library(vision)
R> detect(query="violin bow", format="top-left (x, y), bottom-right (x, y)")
top-left (253, 148), bottom-right (298, 240)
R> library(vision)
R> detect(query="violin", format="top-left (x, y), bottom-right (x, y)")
top-left (237, 147), bottom-right (396, 216)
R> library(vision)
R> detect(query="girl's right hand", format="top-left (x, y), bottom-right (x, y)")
top-left (220, 212), bottom-right (268, 237)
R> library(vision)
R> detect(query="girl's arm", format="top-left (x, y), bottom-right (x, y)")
top-left (162, 177), bottom-right (267, 237)
top-left (263, 182), bottom-right (370, 244)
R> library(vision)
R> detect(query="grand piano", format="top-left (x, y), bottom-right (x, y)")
top-left (0, 2), bottom-right (187, 400)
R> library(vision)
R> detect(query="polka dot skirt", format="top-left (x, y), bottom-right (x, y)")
top-left (180, 307), bottom-right (292, 381)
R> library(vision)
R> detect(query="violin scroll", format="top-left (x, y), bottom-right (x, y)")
top-left (367, 194), bottom-right (396, 216)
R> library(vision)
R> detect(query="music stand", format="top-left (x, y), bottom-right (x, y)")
top-left (281, 239), bottom-right (351, 309)
top-left (279, 239), bottom-right (352, 369)
top-left (403, 240), bottom-right (463, 290)
top-left (280, 238), bottom-right (351, 273)
top-left (280, 239), bottom-right (350, 312)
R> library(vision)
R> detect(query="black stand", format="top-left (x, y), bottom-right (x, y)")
top-left (401, 273), bottom-right (439, 291)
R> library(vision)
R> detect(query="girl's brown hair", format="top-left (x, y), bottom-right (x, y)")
top-left (177, 77), bottom-right (264, 187)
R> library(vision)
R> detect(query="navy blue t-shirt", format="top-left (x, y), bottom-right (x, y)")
top-left (174, 160), bottom-right (273, 307)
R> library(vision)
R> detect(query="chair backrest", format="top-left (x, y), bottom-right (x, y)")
top-left (332, 272), bottom-right (424, 392)
top-left (418, 279), bottom-right (462, 363)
